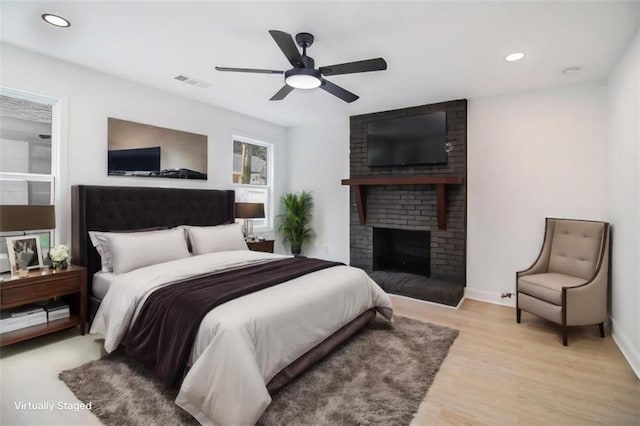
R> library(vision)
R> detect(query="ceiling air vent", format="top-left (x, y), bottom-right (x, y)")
top-left (174, 75), bottom-right (212, 89)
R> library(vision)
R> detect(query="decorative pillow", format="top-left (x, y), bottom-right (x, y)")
top-left (188, 223), bottom-right (248, 255)
top-left (89, 227), bottom-right (183, 273)
top-left (102, 227), bottom-right (191, 274)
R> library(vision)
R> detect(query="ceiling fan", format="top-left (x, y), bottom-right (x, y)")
top-left (215, 30), bottom-right (387, 103)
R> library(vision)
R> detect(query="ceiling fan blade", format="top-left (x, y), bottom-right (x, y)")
top-left (270, 85), bottom-right (294, 101)
top-left (269, 30), bottom-right (305, 68)
top-left (319, 58), bottom-right (387, 76)
top-left (215, 66), bottom-right (284, 74)
top-left (320, 79), bottom-right (359, 103)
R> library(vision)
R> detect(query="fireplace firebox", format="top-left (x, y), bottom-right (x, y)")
top-left (373, 228), bottom-right (430, 276)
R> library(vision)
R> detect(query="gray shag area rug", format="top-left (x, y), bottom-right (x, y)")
top-left (59, 315), bottom-right (458, 425)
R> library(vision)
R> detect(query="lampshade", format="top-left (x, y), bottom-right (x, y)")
top-left (235, 202), bottom-right (265, 219)
top-left (0, 205), bottom-right (56, 232)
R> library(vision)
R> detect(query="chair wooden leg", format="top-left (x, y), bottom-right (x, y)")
top-left (598, 322), bottom-right (605, 338)
top-left (516, 308), bottom-right (521, 323)
top-left (562, 326), bottom-right (568, 346)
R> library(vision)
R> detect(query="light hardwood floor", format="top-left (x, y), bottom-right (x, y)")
top-left (401, 297), bottom-right (640, 425)
top-left (0, 296), bottom-right (638, 425)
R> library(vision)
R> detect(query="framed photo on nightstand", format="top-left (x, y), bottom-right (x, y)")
top-left (6, 235), bottom-right (44, 275)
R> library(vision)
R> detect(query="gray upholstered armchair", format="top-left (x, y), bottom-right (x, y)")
top-left (516, 218), bottom-right (610, 346)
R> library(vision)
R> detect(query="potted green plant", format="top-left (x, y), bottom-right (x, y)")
top-left (277, 191), bottom-right (315, 256)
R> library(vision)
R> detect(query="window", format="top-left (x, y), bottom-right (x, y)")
top-left (232, 137), bottom-right (273, 230)
top-left (0, 88), bottom-right (59, 272)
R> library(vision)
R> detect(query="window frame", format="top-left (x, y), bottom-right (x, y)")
top-left (231, 135), bottom-right (274, 232)
top-left (0, 87), bottom-right (61, 244)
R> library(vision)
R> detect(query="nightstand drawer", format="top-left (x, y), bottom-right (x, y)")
top-left (1, 275), bottom-right (81, 305)
top-left (247, 240), bottom-right (274, 253)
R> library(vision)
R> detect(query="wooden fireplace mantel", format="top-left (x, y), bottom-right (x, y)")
top-left (341, 175), bottom-right (464, 230)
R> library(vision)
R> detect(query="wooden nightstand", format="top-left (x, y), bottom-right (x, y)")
top-left (0, 265), bottom-right (87, 347)
top-left (247, 239), bottom-right (275, 253)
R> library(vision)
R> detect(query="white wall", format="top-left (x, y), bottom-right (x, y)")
top-left (286, 120), bottom-right (350, 262)
top-left (606, 29), bottom-right (640, 377)
top-left (0, 43), bottom-right (288, 251)
top-left (466, 83), bottom-right (608, 305)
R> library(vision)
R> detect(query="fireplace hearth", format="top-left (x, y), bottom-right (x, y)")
top-left (369, 270), bottom-right (464, 306)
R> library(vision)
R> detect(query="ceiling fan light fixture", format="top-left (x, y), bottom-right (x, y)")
top-left (284, 68), bottom-right (321, 89)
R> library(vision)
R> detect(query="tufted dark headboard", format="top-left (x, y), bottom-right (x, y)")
top-left (71, 185), bottom-right (235, 314)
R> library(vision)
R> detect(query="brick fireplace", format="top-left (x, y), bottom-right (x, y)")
top-left (347, 99), bottom-right (467, 305)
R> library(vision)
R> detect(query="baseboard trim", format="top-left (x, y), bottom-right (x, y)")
top-left (610, 317), bottom-right (640, 379)
top-left (464, 288), bottom-right (516, 307)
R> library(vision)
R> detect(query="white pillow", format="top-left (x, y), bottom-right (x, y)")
top-left (89, 231), bottom-right (120, 273)
top-left (89, 228), bottom-right (190, 274)
top-left (188, 223), bottom-right (248, 255)
top-left (105, 227), bottom-right (190, 274)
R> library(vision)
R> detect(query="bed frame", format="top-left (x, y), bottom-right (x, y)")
top-left (70, 184), bottom-right (375, 396)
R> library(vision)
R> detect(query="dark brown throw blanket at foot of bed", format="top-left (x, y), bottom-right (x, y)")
top-left (126, 257), bottom-right (342, 387)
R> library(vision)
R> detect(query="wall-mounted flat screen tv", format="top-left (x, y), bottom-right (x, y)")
top-left (367, 111), bottom-right (447, 167)
top-left (108, 147), bottom-right (161, 175)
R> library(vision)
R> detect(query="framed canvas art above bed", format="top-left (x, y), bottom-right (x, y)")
top-left (107, 118), bottom-right (208, 180)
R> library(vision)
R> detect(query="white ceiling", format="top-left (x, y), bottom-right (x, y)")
top-left (1, 1), bottom-right (638, 127)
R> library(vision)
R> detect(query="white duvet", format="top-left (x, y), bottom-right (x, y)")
top-left (90, 250), bottom-right (393, 425)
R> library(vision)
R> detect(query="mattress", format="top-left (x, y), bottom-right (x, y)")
top-left (92, 271), bottom-right (118, 299)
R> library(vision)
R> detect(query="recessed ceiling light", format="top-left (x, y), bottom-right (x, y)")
top-left (505, 52), bottom-right (525, 62)
top-left (562, 66), bottom-right (581, 76)
top-left (41, 14), bottom-right (71, 28)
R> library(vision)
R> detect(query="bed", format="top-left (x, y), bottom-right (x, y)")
top-left (71, 185), bottom-right (393, 425)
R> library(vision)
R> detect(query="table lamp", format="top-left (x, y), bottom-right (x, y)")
top-left (0, 205), bottom-right (56, 274)
top-left (235, 202), bottom-right (265, 240)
